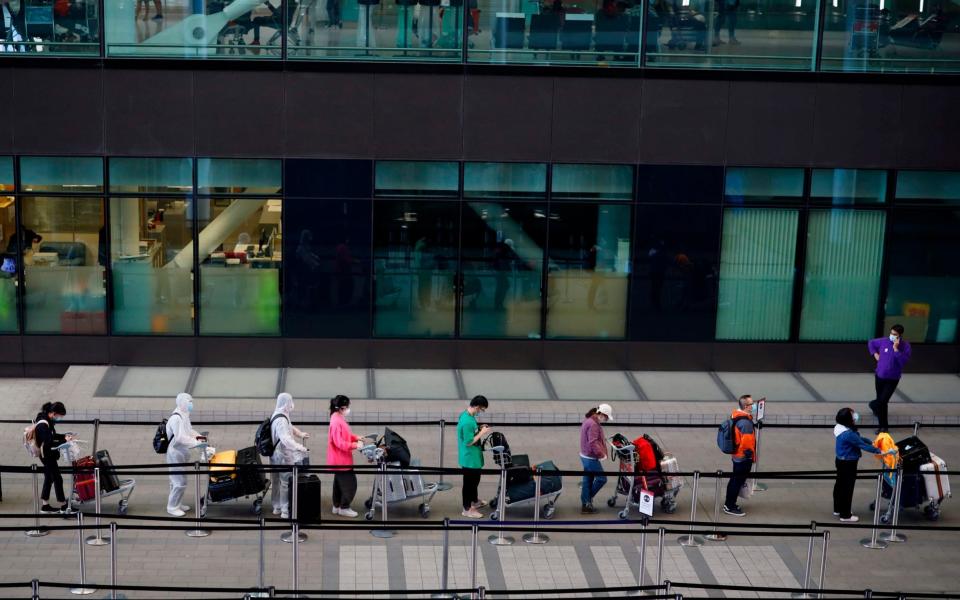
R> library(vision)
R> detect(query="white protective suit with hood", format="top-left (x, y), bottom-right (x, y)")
top-left (166, 393), bottom-right (203, 514)
top-left (269, 393), bottom-right (308, 517)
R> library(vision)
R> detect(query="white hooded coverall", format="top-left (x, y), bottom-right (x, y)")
top-left (166, 393), bottom-right (202, 513)
top-left (269, 393), bottom-right (308, 516)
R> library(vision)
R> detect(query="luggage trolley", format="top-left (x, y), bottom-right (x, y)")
top-left (362, 428), bottom-right (441, 520)
top-left (201, 445), bottom-right (271, 517)
top-left (871, 437), bottom-right (950, 523)
top-left (60, 440), bottom-right (136, 515)
top-left (607, 433), bottom-right (681, 519)
top-left (484, 432), bottom-right (562, 521)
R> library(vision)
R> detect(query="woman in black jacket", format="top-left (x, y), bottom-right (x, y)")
top-left (33, 402), bottom-right (71, 513)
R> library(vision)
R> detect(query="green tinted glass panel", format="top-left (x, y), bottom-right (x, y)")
top-left (551, 164), bottom-right (634, 201)
top-left (21, 157), bottom-right (103, 193)
top-left (810, 169), bottom-right (886, 205)
top-left (110, 158), bottom-right (193, 194)
top-left (799, 210), bottom-right (885, 341)
top-left (197, 159), bottom-right (282, 195)
top-left (374, 162), bottom-right (459, 197)
top-left (0, 157), bottom-right (12, 191)
top-left (725, 168), bottom-right (803, 203)
top-left (0, 196), bottom-right (17, 332)
top-left (896, 171), bottom-right (960, 205)
top-left (716, 208), bottom-right (798, 340)
top-left (464, 163), bottom-right (547, 199)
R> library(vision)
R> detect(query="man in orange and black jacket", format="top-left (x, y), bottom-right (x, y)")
top-left (723, 395), bottom-right (757, 517)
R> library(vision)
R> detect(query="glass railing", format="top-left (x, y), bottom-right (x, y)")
top-left (4, 0), bottom-right (953, 71)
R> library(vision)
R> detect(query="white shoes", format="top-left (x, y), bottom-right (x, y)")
top-left (840, 515), bottom-right (860, 523)
top-left (167, 508), bottom-right (186, 517)
top-left (273, 507), bottom-right (282, 515)
top-left (339, 508), bottom-right (359, 518)
top-left (180, 505), bottom-right (191, 512)
top-left (332, 507), bottom-right (341, 516)
top-left (461, 508), bottom-right (484, 519)
top-left (281, 512), bottom-right (290, 520)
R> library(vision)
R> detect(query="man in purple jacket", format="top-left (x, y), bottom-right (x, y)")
top-left (867, 324), bottom-right (911, 433)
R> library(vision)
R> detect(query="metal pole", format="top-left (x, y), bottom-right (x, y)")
top-left (91, 418), bottom-right (100, 456)
top-left (282, 465), bottom-right (308, 543)
top-left (817, 530), bottom-right (830, 599)
top-left (26, 465), bottom-right (49, 537)
top-left (489, 465), bottom-right (514, 545)
top-left (752, 421), bottom-right (768, 492)
top-left (705, 470), bottom-right (727, 542)
top-left (245, 517), bottom-right (270, 598)
top-left (371, 461), bottom-right (395, 539)
top-left (470, 523), bottom-right (479, 591)
top-left (879, 467), bottom-right (907, 543)
top-left (31, 579), bottom-right (39, 600)
top-left (109, 522), bottom-right (118, 600)
top-left (913, 421), bottom-right (920, 437)
top-left (477, 586), bottom-right (486, 600)
top-left (860, 473), bottom-right (888, 549)
top-left (436, 419), bottom-right (452, 491)
top-left (432, 518), bottom-right (454, 599)
top-left (655, 527), bottom-right (665, 588)
top-left (678, 471), bottom-right (703, 546)
top-left (70, 512), bottom-right (96, 595)
top-left (186, 462), bottom-right (210, 537)
top-left (864, 590), bottom-right (872, 599)
top-left (791, 523), bottom-right (816, 599)
top-left (522, 467), bottom-right (549, 544)
top-left (86, 468), bottom-right (109, 546)
top-left (636, 519), bottom-right (647, 597)
top-left (292, 522), bottom-right (300, 595)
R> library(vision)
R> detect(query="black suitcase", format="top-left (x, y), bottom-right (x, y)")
top-left (208, 477), bottom-right (240, 502)
top-left (896, 436), bottom-right (931, 471)
top-left (505, 460), bottom-right (561, 503)
top-left (95, 450), bottom-right (121, 493)
top-left (236, 446), bottom-right (266, 495)
top-left (296, 474), bottom-right (322, 523)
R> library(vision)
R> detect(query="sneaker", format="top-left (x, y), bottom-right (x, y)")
top-left (581, 503), bottom-right (598, 514)
top-left (332, 506), bottom-right (341, 516)
top-left (272, 507), bottom-right (282, 515)
top-left (723, 505), bottom-right (746, 517)
top-left (167, 508), bottom-right (186, 517)
top-left (180, 505), bottom-right (191, 512)
top-left (472, 500), bottom-right (488, 509)
top-left (833, 512), bottom-right (840, 517)
top-left (840, 515), bottom-right (860, 523)
top-left (40, 504), bottom-right (59, 513)
top-left (281, 512), bottom-right (290, 520)
top-left (339, 508), bottom-right (359, 518)
top-left (461, 509), bottom-right (483, 519)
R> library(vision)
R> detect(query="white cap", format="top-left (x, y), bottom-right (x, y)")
top-left (597, 403), bottom-right (614, 421)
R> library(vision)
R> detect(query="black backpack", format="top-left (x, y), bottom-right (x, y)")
top-left (642, 434), bottom-right (666, 463)
top-left (255, 414), bottom-right (287, 457)
top-left (153, 415), bottom-right (179, 454)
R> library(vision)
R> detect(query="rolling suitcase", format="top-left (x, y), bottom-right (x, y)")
top-left (920, 453), bottom-right (951, 502)
top-left (209, 449), bottom-right (240, 502)
top-left (73, 456), bottom-right (97, 502)
top-left (236, 446), bottom-right (266, 495)
top-left (95, 449), bottom-right (121, 493)
top-left (896, 436), bottom-right (931, 471)
top-left (296, 474), bottom-right (322, 523)
top-left (659, 453), bottom-right (683, 491)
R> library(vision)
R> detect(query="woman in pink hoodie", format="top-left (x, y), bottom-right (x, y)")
top-left (328, 395), bottom-right (364, 518)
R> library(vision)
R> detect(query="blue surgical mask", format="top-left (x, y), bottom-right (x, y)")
top-left (52, 416), bottom-right (61, 423)
top-left (853, 412), bottom-right (860, 424)
top-left (889, 334), bottom-right (897, 343)
top-left (187, 402), bottom-right (194, 413)
top-left (750, 404), bottom-right (757, 415)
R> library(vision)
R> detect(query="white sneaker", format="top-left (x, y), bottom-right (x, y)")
top-left (272, 507), bottom-right (282, 515)
top-left (167, 508), bottom-right (186, 517)
top-left (339, 508), bottom-right (359, 518)
top-left (461, 509), bottom-right (484, 519)
top-left (832, 512), bottom-right (840, 517)
top-left (281, 512), bottom-right (290, 520)
top-left (840, 515), bottom-right (860, 523)
top-left (180, 505), bottom-right (191, 512)
top-left (332, 506), bottom-right (341, 516)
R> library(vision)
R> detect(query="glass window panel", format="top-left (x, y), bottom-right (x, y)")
top-left (373, 201), bottom-right (457, 337)
top-left (21, 197), bottom-right (107, 334)
top-left (288, 0), bottom-right (463, 62)
top-left (459, 202), bottom-right (546, 338)
top-left (630, 205), bottom-right (721, 341)
top-left (645, 0), bottom-right (817, 70)
top-left (0, 196), bottom-right (18, 333)
top-left (895, 171), bottom-right (960, 205)
top-left (109, 158), bottom-right (193, 194)
top-left (464, 163), bottom-right (547, 199)
top-left (283, 198), bottom-right (372, 338)
top-left (286, 159), bottom-right (373, 198)
top-left (551, 164), bottom-right (634, 201)
top-left (0, 1), bottom-right (100, 55)
top-left (724, 168), bottom-right (804, 204)
top-left (197, 159), bottom-right (282, 195)
top-left (104, 1), bottom-right (283, 58)
top-left (821, 0), bottom-right (960, 73)
top-left (810, 169), bottom-right (887, 205)
top-left (637, 165), bottom-right (724, 204)
top-left (198, 198), bottom-right (282, 336)
top-left (716, 208), bottom-right (798, 341)
top-left (0, 157), bottom-right (12, 192)
top-left (374, 162), bottom-right (459, 197)
top-left (20, 157), bottom-right (103, 193)
top-left (110, 197), bottom-right (195, 336)
top-left (883, 209), bottom-right (960, 344)
top-left (546, 203), bottom-right (632, 339)
top-left (799, 209), bottom-right (885, 341)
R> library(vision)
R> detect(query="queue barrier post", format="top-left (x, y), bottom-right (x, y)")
top-left (655, 527), bottom-right (665, 588)
top-left (431, 518), bottom-right (454, 599)
top-left (678, 471), bottom-right (703, 547)
top-left (861, 473), bottom-right (888, 549)
top-left (817, 530), bottom-right (830, 599)
top-left (109, 522), bottom-right (118, 600)
top-left (436, 419), bottom-right (453, 491)
top-left (69, 511), bottom-right (96, 595)
top-left (705, 470), bottom-right (727, 542)
top-left (879, 467), bottom-right (907, 543)
top-left (371, 460), bottom-right (396, 539)
top-left (282, 465), bottom-right (308, 543)
top-left (752, 420), bottom-right (768, 492)
top-left (26, 465), bottom-right (48, 538)
top-left (791, 522), bottom-right (817, 599)
top-left (85, 468), bottom-right (110, 546)
top-left (186, 462), bottom-right (210, 538)
top-left (522, 467), bottom-right (549, 545)
top-left (636, 518), bottom-right (648, 596)
top-left (489, 463), bottom-right (514, 546)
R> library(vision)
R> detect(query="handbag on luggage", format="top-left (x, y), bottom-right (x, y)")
top-left (296, 474), bottom-right (322, 523)
top-left (920, 453), bottom-right (951, 502)
top-left (96, 450), bottom-right (121, 493)
top-left (896, 436), bottom-right (931, 471)
top-left (73, 456), bottom-right (97, 502)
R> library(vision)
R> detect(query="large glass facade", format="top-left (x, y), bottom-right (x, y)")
top-left (0, 0), bottom-right (100, 55)
top-left (0, 158), bottom-right (16, 333)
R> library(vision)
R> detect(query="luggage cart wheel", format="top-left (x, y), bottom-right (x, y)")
top-left (618, 509), bottom-right (628, 520)
top-left (418, 503), bottom-right (430, 519)
top-left (606, 497), bottom-right (617, 508)
top-left (869, 501), bottom-right (876, 511)
top-left (490, 511), bottom-right (499, 521)
top-left (253, 499), bottom-right (263, 516)
top-left (880, 514), bottom-right (890, 524)
top-left (364, 497), bottom-right (373, 510)
top-left (118, 500), bottom-right (128, 516)
top-left (364, 511), bottom-right (375, 521)
top-left (542, 502), bottom-right (556, 520)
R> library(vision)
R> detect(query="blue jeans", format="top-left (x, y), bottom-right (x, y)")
top-left (580, 456), bottom-right (607, 506)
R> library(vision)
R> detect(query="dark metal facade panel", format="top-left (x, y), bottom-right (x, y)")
top-left (369, 339), bottom-right (460, 368)
top-left (897, 85), bottom-right (960, 170)
top-left (372, 74), bottom-right (463, 159)
top-left (0, 68), bottom-right (12, 153)
top-left (283, 72), bottom-right (376, 158)
top-left (456, 339), bottom-right (544, 370)
top-left (109, 336), bottom-right (197, 366)
top-left (22, 336), bottom-right (110, 364)
top-left (811, 83), bottom-right (902, 168)
top-left (711, 342), bottom-right (796, 371)
top-left (13, 68), bottom-right (104, 155)
top-left (552, 77), bottom-right (642, 164)
top-left (283, 338), bottom-right (370, 368)
top-left (194, 70), bottom-right (285, 157)
top-left (542, 341), bottom-right (630, 370)
top-left (462, 76), bottom-right (553, 161)
top-left (794, 343), bottom-right (875, 373)
top-left (638, 79), bottom-right (730, 164)
top-left (725, 81), bottom-right (817, 166)
top-left (627, 342), bottom-right (713, 371)
top-left (196, 337), bottom-right (284, 367)
top-left (104, 69), bottom-right (195, 156)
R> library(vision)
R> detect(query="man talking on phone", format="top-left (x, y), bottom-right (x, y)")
top-left (868, 324), bottom-right (912, 434)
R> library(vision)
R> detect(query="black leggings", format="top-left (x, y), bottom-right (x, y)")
top-left (462, 468), bottom-right (481, 510)
top-left (332, 470), bottom-right (357, 509)
top-left (40, 456), bottom-right (65, 503)
top-left (833, 458), bottom-right (859, 518)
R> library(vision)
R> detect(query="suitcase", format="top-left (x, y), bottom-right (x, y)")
top-left (236, 446), bottom-right (266, 496)
top-left (210, 449), bottom-right (238, 483)
top-left (73, 456), bottom-right (97, 502)
top-left (296, 474), bottom-right (322, 523)
top-left (208, 477), bottom-right (240, 502)
top-left (920, 453), bottom-right (951, 502)
top-left (896, 436), bottom-right (931, 471)
top-left (505, 460), bottom-right (561, 503)
top-left (659, 453), bottom-right (683, 491)
top-left (96, 450), bottom-right (120, 493)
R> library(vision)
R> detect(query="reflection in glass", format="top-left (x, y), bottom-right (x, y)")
top-left (716, 208), bottom-right (798, 340)
top-left (198, 158), bottom-right (282, 195)
top-left (546, 203), bottom-right (632, 338)
top-left (810, 169), bottom-right (886, 205)
top-left (20, 157), bottom-right (103, 193)
top-left (799, 209), bottom-right (885, 341)
top-left (0, 196), bottom-right (18, 332)
top-left (375, 161), bottom-right (459, 197)
top-left (0, 0), bottom-right (100, 55)
top-left (724, 167), bottom-right (804, 204)
top-left (552, 164), bottom-right (633, 200)
top-left (464, 162), bottom-right (546, 199)
top-left (459, 202), bottom-right (545, 338)
top-left (198, 198), bottom-right (282, 335)
top-left (110, 197), bottom-right (194, 335)
top-left (109, 158), bottom-right (193, 194)
top-left (373, 201), bottom-right (457, 337)
top-left (884, 209), bottom-right (960, 344)
top-left (895, 171), bottom-right (960, 205)
top-left (21, 197), bottom-right (107, 334)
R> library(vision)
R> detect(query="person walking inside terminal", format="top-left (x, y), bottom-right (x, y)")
top-left (270, 393), bottom-right (309, 520)
top-left (165, 393), bottom-right (205, 517)
top-left (328, 394), bottom-right (364, 518)
top-left (458, 395), bottom-right (491, 519)
top-left (722, 395), bottom-right (756, 517)
top-left (833, 407), bottom-right (893, 523)
top-left (868, 324), bottom-right (912, 433)
top-left (579, 403), bottom-right (613, 514)
top-left (30, 402), bottom-right (72, 514)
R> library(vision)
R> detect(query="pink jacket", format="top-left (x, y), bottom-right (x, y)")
top-left (327, 411), bottom-right (360, 467)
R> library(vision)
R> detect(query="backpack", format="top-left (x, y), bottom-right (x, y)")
top-left (255, 414), bottom-right (288, 457)
top-left (23, 420), bottom-right (47, 459)
top-left (642, 434), bottom-right (666, 464)
top-left (717, 415), bottom-right (749, 454)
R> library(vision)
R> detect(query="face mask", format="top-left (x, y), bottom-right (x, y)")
top-left (187, 402), bottom-right (193, 413)
top-left (853, 412), bottom-right (860, 424)
top-left (889, 334), bottom-right (898, 343)
top-left (343, 407), bottom-right (351, 417)
top-left (52, 416), bottom-right (61, 423)
top-left (750, 404), bottom-right (757, 415)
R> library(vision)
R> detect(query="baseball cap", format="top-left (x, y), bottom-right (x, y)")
top-left (597, 403), bottom-right (614, 420)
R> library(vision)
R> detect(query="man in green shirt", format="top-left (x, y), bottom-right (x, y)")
top-left (457, 395), bottom-right (490, 518)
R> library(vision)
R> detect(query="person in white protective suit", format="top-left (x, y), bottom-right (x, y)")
top-left (166, 393), bottom-right (206, 517)
top-left (270, 393), bottom-right (309, 519)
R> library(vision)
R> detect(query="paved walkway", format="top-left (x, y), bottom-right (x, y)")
top-left (0, 367), bottom-right (957, 598)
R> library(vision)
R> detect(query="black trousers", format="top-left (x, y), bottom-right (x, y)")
top-left (833, 458), bottom-right (859, 518)
top-left (872, 376), bottom-right (900, 431)
top-left (725, 459), bottom-right (753, 509)
top-left (462, 468), bottom-right (481, 510)
top-left (40, 456), bottom-right (65, 503)
top-left (332, 470), bottom-right (358, 509)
